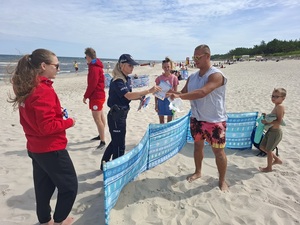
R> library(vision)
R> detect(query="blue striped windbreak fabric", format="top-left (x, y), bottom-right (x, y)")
top-left (225, 112), bottom-right (258, 149)
top-left (103, 111), bottom-right (258, 224)
top-left (104, 73), bottom-right (149, 88)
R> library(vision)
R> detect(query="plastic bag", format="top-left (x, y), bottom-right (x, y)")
top-left (168, 97), bottom-right (183, 112)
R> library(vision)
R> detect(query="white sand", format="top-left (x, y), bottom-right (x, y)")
top-left (0, 60), bottom-right (300, 225)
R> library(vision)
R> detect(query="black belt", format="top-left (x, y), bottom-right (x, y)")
top-left (109, 105), bottom-right (129, 120)
top-left (110, 105), bottom-right (129, 111)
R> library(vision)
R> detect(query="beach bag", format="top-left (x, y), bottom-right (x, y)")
top-left (251, 127), bottom-right (279, 156)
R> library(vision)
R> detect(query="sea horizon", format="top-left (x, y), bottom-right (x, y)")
top-left (0, 54), bottom-right (157, 79)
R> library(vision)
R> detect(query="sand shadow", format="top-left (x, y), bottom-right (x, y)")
top-left (3, 148), bottom-right (28, 157)
top-left (112, 173), bottom-right (217, 211)
top-left (6, 188), bottom-right (36, 211)
top-left (68, 139), bottom-right (95, 146)
top-left (73, 170), bottom-right (105, 225)
top-left (109, 144), bottom-right (260, 212)
top-left (67, 139), bottom-right (99, 152)
top-left (72, 191), bottom-right (105, 225)
top-left (179, 142), bottom-right (262, 159)
top-left (6, 169), bottom-right (105, 225)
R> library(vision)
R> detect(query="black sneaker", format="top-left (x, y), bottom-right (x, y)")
top-left (97, 141), bottom-right (106, 150)
top-left (91, 135), bottom-right (100, 141)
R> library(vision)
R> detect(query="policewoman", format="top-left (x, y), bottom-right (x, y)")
top-left (100, 54), bottom-right (161, 170)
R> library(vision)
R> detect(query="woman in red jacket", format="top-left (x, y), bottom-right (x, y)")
top-left (9, 49), bottom-right (77, 225)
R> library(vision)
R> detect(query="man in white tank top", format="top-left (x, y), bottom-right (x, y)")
top-left (169, 44), bottom-right (228, 191)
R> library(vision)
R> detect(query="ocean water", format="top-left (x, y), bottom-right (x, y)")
top-left (0, 54), bottom-right (155, 80)
top-left (0, 54), bottom-right (119, 79)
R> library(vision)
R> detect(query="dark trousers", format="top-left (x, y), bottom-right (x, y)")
top-left (28, 150), bottom-right (78, 224)
top-left (101, 110), bottom-right (127, 169)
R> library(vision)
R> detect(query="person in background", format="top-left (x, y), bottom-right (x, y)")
top-left (73, 61), bottom-right (78, 73)
top-left (259, 88), bottom-right (286, 172)
top-left (8, 49), bottom-right (77, 225)
top-left (83, 47), bottom-right (106, 149)
top-left (106, 61), bottom-right (111, 73)
top-left (169, 44), bottom-right (228, 191)
top-left (100, 54), bottom-right (161, 170)
top-left (155, 57), bottom-right (179, 123)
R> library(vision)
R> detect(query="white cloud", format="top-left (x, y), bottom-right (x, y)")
top-left (0, 0), bottom-right (299, 60)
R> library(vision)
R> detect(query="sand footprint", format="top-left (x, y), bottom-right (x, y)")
top-left (0, 184), bottom-right (11, 196)
top-left (280, 171), bottom-right (298, 177)
top-left (0, 166), bottom-right (9, 175)
top-left (2, 214), bottom-right (30, 223)
top-left (75, 203), bottom-right (89, 213)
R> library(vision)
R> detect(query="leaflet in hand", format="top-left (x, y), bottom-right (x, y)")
top-left (154, 80), bottom-right (172, 100)
top-left (137, 96), bottom-right (151, 111)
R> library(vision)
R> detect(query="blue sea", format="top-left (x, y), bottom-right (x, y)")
top-left (0, 54), bottom-right (155, 79)
top-left (0, 54), bottom-right (121, 79)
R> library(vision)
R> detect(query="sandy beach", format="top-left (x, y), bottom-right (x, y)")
top-left (1, 59), bottom-right (300, 225)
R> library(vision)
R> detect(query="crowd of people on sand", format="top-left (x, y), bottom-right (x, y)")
top-left (7, 44), bottom-right (286, 225)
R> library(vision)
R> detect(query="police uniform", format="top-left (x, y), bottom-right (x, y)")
top-left (101, 54), bottom-right (138, 170)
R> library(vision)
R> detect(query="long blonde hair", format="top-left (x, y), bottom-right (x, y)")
top-left (111, 62), bottom-right (127, 83)
top-left (8, 49), bottom-right (56, 109)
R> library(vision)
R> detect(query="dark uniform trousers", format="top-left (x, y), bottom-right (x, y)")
top-left (100, 109), bottom-right (128, 170)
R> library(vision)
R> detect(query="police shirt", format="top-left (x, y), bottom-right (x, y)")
top-left (107, 76), bottom-right (132, 110)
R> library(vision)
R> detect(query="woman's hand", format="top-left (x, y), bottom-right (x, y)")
top-left (71, 117), bottom-right (76, 126)
top-left (148, 85), bottom-right (161, 94)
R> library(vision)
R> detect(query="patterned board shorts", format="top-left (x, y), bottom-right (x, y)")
top-left (190, 117), bottom-right (226, 148)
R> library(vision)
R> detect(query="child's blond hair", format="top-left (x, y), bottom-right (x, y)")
top-left (273, 88), bottom-right (287, 97)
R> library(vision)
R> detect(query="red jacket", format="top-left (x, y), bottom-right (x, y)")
top-left (84, 58), bottom-right (106, 100)
top-left (19, 76), bottom-right (74, 153)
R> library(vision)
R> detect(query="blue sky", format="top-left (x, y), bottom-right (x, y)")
top-left (0, 0), bottom-right (299, 60)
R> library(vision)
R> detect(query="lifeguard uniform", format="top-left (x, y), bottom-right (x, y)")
top-left (20, 76), bottom-right (77, 223)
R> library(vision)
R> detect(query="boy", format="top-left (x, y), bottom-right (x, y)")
top-left (259, 88), bottom-right (286, 172)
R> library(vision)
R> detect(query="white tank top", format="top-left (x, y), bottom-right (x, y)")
top-left (187, 66), bottom-right (227, 122)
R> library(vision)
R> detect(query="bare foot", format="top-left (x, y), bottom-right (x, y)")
top-left (53, 217), bottom-right (74, 225)
top-left (41, 219), bottom-right (54, 225)
top-left (272, 159), bottom-right (282, 165)
top-left (219, 181), bottom-right (229, 192)
top-left (259, 167), bottom-right (272, 172)
top-left (186, 172), bottom-right (201, 183)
